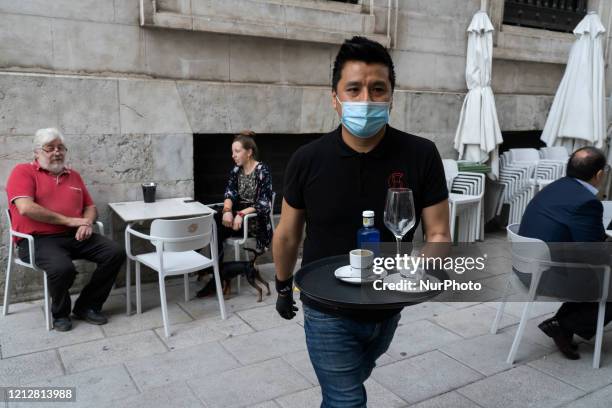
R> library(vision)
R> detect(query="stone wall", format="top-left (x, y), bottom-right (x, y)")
top-left (0, 0), bottom-right (608, 302)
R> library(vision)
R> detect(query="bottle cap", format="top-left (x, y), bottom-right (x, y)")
top-left (362, 210), bottom-right (374, 217)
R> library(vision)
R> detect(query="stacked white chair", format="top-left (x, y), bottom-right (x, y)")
top-left (442, 160), bottom-right (485, 242)
top-left (499, 148), bottom-right (566, 224)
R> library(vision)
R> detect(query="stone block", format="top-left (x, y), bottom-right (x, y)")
top-left (0, 14), bottom-right (53, 69)
top-left (186, 358), bottom-right (311, 408)
top-left (0, 74), bottom-right (120, 136)
top-left (0, 0), bottom-right (115, 23)
top-left (125, 341), bottom-right (240, 390)
top-left (527, 332), bottom-right (612, 392)
top-left (0, 319), bottom-right (104, 358)
top-left (221, 323), bottom-right (306, 365)
top-left (0, 302), bottom-right (45, 335)
top-left (404, 92), bottom-right (464, 134)
top-left (387, 319), bottom-right (462, 360)
top-left (299, 87), bottom-right (339, 133)
top-left (153, 314), bottom-right (254, 351)
top-left (100, 302), bottom-right (193, 338)
top-left (457, 365), bottom-right (584, 408)
top-left (226, 84), bottom-right (303, 134)
top-left (93, 381), bottom-right (204, 408)
top-left (237, 304), bottom-right (303, 331)
top-left (441, 331), bottom-right (550, 376)
top-left (114, 0), bottom-right (141, 25)
top-left (68, 134), bottom-right (153, 185)
top-left (58, 330), bottom-right (167, 373)
top-left (398, 0), bottom-right (480, 22)
top-left (22, 365), bottom-right (139, 408)
top-left (119, 79), bottom-right (192, 134)
top-left (151, 133), bottom-right (193, 182)
top-left (372, 350), bottom-right (483, 405)
top-left (250, 402), bottom-right (281, 408)
top-left (52, 77), bottom-right (121, 135)
top-left (560, 384), bottom-right (612, 408)
top-left (176, 81), bottom-right (232, 133)
top-left (432, 303), bottom-right (519, 338)
top-left (145, 29), bottom-right (230, 80)
top-left (394, 11), bottom-right (468, 56)
top-left (51, 20), bottom-right (146, 74)
top-left (229, 36), bottom-right (282, 83)
top-left (282, 350), bottom-right (318, 385)
top-left (0, 350), bottom-right (63, 387)
top-left (280, 42), bottom-right (333, 86)
top-left (410, 391), bottom-right (481, 408)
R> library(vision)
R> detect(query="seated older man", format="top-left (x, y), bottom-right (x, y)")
top-left (6, 128), bottom-right (125, 332)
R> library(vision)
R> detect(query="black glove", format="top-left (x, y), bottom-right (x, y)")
top-left (275, 276), bottom-right (298, 320)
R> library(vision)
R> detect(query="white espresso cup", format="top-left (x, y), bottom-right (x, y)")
top-left (349, 249), bottom-right (374, 276)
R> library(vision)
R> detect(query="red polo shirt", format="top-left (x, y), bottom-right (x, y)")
top-left (6, 161), bottom-right (95, 237)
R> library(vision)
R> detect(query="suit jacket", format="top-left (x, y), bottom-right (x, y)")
top-left (519, 176), bottom-right (605, 243)
top-left (518, 177), bottom-right (607, 300)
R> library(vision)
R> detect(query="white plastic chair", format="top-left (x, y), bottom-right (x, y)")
top-left (443, 160), bottom-right (485, 242)
top-left (602, 201), bottom-right (612, 230)
top-left (125, 214), bottom-right (226, 337)
top-left (491, 224), bottom-right (610, 368)
top-left (541, 146), bottom-right (570, 161)
top-left (3, 209), bottom-right (104, 331)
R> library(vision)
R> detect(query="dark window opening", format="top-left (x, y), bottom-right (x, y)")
top-left (193, 133), bottom-right (324, 212)
top-left (503, 0), bottom-right (588, 33)
top-left (499, 130), bottom-right (546, 154)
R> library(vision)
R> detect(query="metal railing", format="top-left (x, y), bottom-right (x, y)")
top-left (503, 0), bottom-right (588, 33)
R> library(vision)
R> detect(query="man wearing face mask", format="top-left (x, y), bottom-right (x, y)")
top-left (6, 128), bottom-right (125, 332)
top-left (273, 37), bottom-right (450, 406)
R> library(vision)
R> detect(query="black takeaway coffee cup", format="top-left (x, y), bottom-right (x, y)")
top-left (142, 182), bottom-right (156, 203)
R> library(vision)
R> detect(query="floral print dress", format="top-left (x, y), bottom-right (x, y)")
top-left (224, 162), bottom-right (273, 250)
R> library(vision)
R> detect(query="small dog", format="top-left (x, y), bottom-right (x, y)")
top-left (196, 248), bottom-right (271, 302)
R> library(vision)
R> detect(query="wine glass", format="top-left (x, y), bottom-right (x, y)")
top-left (384, 188), bottom-right (415, 274)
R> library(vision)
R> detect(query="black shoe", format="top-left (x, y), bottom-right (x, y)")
top-left (53, 317), bottom-right (72, 332)
top-left (73, 308), bottom-right (108, 325)
top-left (538, 318), bottom-right (580, 360)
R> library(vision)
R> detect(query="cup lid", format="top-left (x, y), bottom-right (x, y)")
top-left (142, 182), bottom-right (156, 187)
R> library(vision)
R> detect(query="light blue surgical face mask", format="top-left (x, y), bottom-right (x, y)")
top-left (336, 96), bottom-right (391, 139)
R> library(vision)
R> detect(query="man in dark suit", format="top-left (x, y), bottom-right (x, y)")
top-left (519, 146), bottom-right (611, 360)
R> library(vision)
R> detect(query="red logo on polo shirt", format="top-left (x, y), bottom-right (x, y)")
top-left (388, 172), bottom-right (406, 188)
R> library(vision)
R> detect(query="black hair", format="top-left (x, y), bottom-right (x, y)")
top-left (332, 36), bottom-right (395, 92)
top-left (566, 146), bottom-right (606, 181)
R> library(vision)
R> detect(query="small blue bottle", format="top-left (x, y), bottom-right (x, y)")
top-left (357, 210), bottom-right (380, 256)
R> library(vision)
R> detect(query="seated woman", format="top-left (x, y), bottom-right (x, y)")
top-left (220, 131), bottom-right (273, 252)
top-left (197, 131), bottom-right (273, 297)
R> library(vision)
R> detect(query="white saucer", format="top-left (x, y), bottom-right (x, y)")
top-left (382, 272), bottom-right (440, 293)
top-left (334, 265), bottom-right (386, 284)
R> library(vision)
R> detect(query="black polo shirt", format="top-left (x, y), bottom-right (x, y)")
top-left (283, 125), bottom-right (448, 321)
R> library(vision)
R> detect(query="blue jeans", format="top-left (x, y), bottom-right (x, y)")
top-left (303, 304), bottom-right (401, 408)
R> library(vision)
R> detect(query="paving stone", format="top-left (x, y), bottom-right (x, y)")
top-left (410, 391), bottom-right (481, 408)
top-left (498, 312), bottom-right (560, 349)
top-left (187, 358), bottom-right (311, 408)
top-left (275, 378), bottom-right (405, 408)
top-left (282, 350), bottom-right (318, 385)
top-left (126, 341), bottom-right (240, 390)
top-left (93, 381), bottom-right (203, 408)
top-left (222, 324), bottom-right (306, 365)
top-left (440, 331), bottom-right (550, 376)
top-left (527, 332), bottom-right (612, 392)
top-left (237, 304), bottom-right (304, 331)
top-left (101, 302), bottom-right (193, 338)
top-left (373, 350), bottom-right (483, 405)
top-left (59, 331), bottom-right (167, 373)
top-left (0, 350), bottom-right (63, 387)
top-left (398, 302), bottom-right (455, 324)
top-left (154, 314), bottom-right (254, 351)
top-left (483, 301), bottom-right (562, 319)
top-left (0, 303), bottom-right (45, 334)
top-left (248, 402), bottom-right (281, 408)
top-left (0, 320), bottom-right (105, 358)
top-left (561, 383), bottom-right (612, 408)
top-left (18, 365), bottom-right (139, 408)
top-left (387, 319), bottom-right (462, 360)
top-left (179, 291), bottom-right (270, 320)
top-left (457, 365), bottom-right (584, 408)
top-left (432, 304), bottom-right (520, 338)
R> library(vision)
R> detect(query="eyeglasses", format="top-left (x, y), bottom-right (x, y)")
top-left (41, 145), bottom-right (67, 153)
